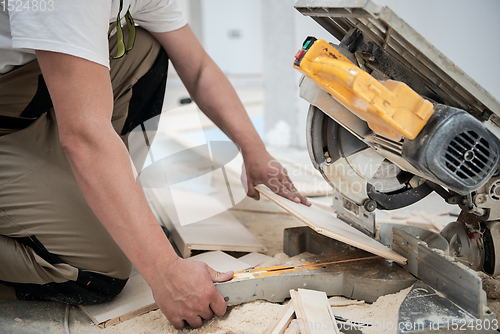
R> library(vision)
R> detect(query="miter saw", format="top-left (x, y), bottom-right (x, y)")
top-left (216, 2), bottom-right (500, 332)
top-left (292, 0), bottom-right (500, 279)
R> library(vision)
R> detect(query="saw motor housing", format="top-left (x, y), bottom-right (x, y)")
top-left (402, 104), bottom-right (500, 195)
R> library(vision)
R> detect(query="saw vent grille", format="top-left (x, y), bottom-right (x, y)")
top-left (442, 130), bottom-right (495, 185)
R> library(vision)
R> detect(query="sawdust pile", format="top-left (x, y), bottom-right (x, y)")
top-left (478, 272), bottom-right (500, 299)
top-left (256, 252), bottom-right (290, 268)
top-left (331, 286), bottom-right (412, 334)
top-left (101, 287), bottom-right (410, 334)
top-left (477, 272), bottom-right (500, 321)
top-left (103, 300), bottom-right (285, 334)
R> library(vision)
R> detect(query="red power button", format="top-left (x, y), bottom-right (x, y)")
top-left (295, 49), bottom-right (306, 61)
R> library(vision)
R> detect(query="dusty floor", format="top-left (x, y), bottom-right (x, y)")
top-left (97, 288), bottom-right (412, 334)
top-left (100, 300), bottom-right (286, 334)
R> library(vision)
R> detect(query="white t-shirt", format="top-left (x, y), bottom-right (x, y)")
top-left (0, 0), bottom-right (187, 75)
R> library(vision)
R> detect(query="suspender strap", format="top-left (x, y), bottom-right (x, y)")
top-left (124, 9), bottom-right (136, 51)
top-left (113, 0), bottom-right (136, 59)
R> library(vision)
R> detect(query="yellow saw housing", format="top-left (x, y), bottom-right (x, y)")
top-left (294, 39), bottom-right (434, 140)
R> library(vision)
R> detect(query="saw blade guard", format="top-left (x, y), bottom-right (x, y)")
top-left (306, 104), bottom-right (433, 210)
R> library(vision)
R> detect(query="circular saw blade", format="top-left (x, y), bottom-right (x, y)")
top-left (370, 160), bottom-right (405, 193)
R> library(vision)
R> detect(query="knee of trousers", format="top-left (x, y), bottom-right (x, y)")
top-left (67, 237), bottom-right (133, 281)
top-left (94, 253), bottom-right (133, 281)
top-left (0, 235), bottom-right (132, 305)
top-left (107, 255), bottom-right (132, 280)
top-left (10, 232), bottom-right (133, 282)
top-left (6, 269), bottom-right (132, 305)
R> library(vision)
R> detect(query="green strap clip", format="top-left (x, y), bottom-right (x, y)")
top-left (113, 0), bottom-right (136, 59)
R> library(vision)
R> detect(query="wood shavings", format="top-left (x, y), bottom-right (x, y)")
top-left (478, 272), bottom-right (500, 300)
top-left (478, 272), bottom-right (500, 321)
top-left (328, 296), bottom-right (365, 307)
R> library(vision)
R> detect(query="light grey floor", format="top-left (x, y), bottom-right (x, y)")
top-left (0, 299), bottom-right (102, 334)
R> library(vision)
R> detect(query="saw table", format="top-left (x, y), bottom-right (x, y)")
top-left (217, 225), bottom-right (496, 333)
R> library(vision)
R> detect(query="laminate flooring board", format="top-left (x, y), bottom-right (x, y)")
top-left (290, 290), bottom-right (307, 333)
top-left (265, 301), bottom-right (295, 334)
top-left (290, 289), bottom-right (340, 334)
top-left (238, 252), bottom-right (272, 268)
top-left (306, 197), bottom-right (334, 210)
top-left (80, 269), bottom-right (156, 328)
top-left (189, 251), bottom-right (251, 273)
top-left (255, 185), bottom-right (407, 264)
top-left (328, 297), bottom-right (365, 307)
top-left (146, 187), bottom-right (265, 258)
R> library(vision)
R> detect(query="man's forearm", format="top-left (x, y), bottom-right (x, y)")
top-left (35, 50), bottom-right (178, 284)
top-left (62, 126), bottom-right (178, 284)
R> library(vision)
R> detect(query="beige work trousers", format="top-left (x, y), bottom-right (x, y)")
top-left (0, 28), bottom-right (163, 303)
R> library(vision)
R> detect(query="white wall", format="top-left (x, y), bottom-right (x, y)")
top-left (199, 0), bottom-right (263, 75)
top-left (261, 0), bottom-right (344, 148)
top-left (375, 0), bottom-right (500, 102)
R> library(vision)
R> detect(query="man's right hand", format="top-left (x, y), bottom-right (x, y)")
top-left (151, 258), bottom-right (233, 329)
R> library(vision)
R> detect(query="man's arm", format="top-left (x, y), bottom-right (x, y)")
top-left (35, 50), bottom-right (232, 329)
top-left (151, 25), bottom-right (310, 206)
